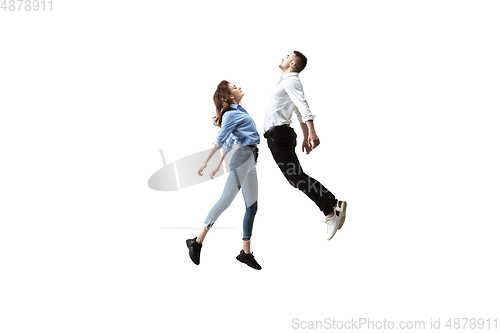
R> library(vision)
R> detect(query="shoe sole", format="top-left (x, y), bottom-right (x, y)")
top-left (236, 255), bottom-right (261, 270)
top-left (326, 224), bottom-right (339, 240)
top-left (326, 217), bottom-right (340, 241)
top-left (338, 201), bottom-right (347, 230)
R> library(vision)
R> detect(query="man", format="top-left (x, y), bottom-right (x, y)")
top-left (263, 51), bottom-right (347, 240)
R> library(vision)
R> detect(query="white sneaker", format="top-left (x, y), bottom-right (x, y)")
top-left (336, 200), bottom-right (347, 230)
top-left (324, 211), bottom-right (340, 241)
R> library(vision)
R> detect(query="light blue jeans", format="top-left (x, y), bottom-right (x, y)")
top-left (204, 146), bottom-right (258, 240)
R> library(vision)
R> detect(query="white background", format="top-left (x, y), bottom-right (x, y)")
top-left (1, 1), bottom-right (499, 332)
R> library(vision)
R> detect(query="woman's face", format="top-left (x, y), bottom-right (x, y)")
top-left (228, 82), bottom-right (244, 103)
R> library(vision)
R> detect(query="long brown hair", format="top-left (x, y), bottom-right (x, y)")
top-left (212, 80), bottom-right (233, 128)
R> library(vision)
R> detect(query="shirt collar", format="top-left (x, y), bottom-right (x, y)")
top-left (229, 104), bottom-right (249, 114)
top-left (281, 72), bottom-right (299, 79)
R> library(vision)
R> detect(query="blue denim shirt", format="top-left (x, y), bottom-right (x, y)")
top-left (213, 104), bottom-right (260, 152)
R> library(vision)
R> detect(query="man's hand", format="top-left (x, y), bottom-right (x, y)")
top-left (302, 140), bottom-right (312, 154)
top-left (308, 132), bottom-right (320, 150)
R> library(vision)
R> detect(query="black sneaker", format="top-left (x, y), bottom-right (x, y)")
top-left (186, 237), bottom-right (202, 265)
top-left (236, 250), bottom-right (262, 270)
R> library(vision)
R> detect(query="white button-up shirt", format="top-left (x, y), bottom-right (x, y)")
top-left (263, 72), bottom-right (316, 133)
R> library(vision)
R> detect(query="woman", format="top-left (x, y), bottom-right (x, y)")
top-left (186, 80), bottom-right (261, 270)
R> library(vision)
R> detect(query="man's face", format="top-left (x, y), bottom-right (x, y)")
top-left (279, 53), bottom-right (295, 70)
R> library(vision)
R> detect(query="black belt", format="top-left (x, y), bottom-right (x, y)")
top-left (243, 145), bottom-right (259, 152)
top-left (263, 124), bottom-right (290, 138)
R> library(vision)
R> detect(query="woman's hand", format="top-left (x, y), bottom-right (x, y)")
top-left (210, 167), bottom-right (220, 179)
top-left (198, 162), bottom-right (208, 176)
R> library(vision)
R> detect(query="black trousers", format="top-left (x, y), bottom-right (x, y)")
top-left (265, 125), bottom-right (337, 216)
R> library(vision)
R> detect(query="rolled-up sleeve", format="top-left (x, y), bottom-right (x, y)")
top-left (222, 134), bottom-right (236, 152)
top-left (213, 112), bottom-right (238, 148)
top-left (284, 78), bottom-right (316, 123)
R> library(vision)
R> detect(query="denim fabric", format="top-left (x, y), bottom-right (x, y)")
top-left (204, 146), bottom-right (259, 240)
